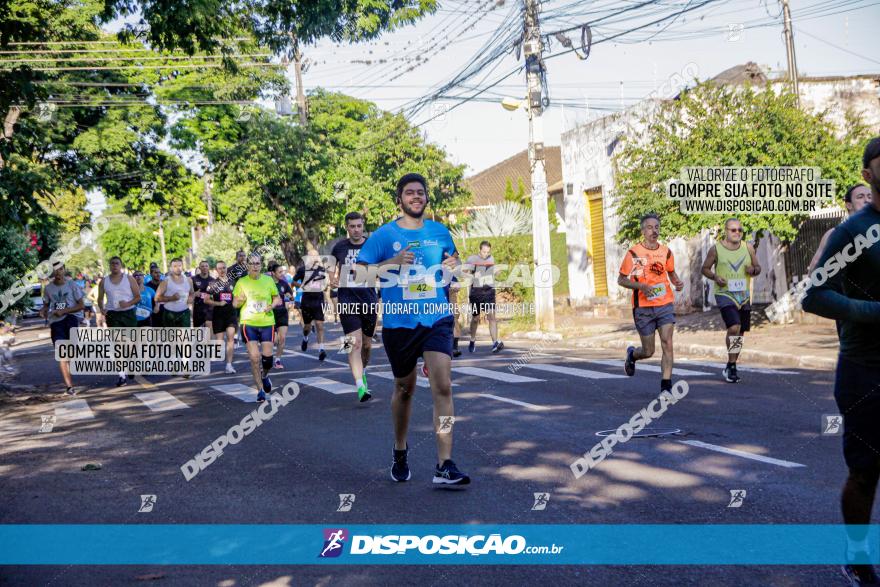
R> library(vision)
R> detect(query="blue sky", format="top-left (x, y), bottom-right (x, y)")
top-left (298, 0), bottom-right (880, 175)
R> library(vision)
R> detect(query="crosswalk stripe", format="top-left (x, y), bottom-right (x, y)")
top-left (211, 383), bottom-right (259, 402)
top-left (295, 376), bottom-right (354, 395)
top-left (286, 350), bottom-right (351, 368)
top-left (677, 360), bottom-right (799, 375)
top-left (135, 391), bottom-right (189, 412)
top-left (55, 399), bottom-right (94, 421)
top-left (452, 366), bottom-right (544, 383)
top-left (478, 393), bottom-right (550, 410)
top-left (587, 359), bottom-right (711, 376)
top-left (678, 440), bottom-right (806, 468)
top-left (370, 370), bottom-right (459, 388)
top-left (520, 363), bottom-right (626, 379)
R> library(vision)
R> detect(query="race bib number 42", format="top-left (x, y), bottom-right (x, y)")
top-left (402, 281), bottom-right (436, 300)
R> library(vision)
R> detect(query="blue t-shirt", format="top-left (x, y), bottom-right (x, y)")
top-left (357, 219), bottom-right (456, 329)
top-left (136, 286), bottom-right (155, 322)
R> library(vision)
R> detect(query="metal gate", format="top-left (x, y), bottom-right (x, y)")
top-left (783, 207), bottom-right (846, 285)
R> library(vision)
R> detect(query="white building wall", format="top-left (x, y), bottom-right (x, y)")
top-left (561, 75), bottom-right (880, 309)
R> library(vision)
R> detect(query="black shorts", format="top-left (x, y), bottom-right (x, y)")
top-left (137, 318), bottom-right (152, 328)
top-left (382, 316), bottom-right (454, 378)
top-left (718, 299), bottom-right (751, 332)
top-left (340, 311), bottom-right (377, 337)
top-left (274, 309), bottom-right (290, 328)
top-left (212, 310), bottom-right (238, 334)
top-left (834, 354), bottom-right (880, 471)
top-left (301, 303), bottom-right (325, 324)
top-left (50, 315), bottom-right (80, 344)
top-left (105, 309), bottom-right (137, 328)
top-left (193, 305), bottom-right (212, 327)
top-left (469, 288), bottom-right (496, 315)
top-left (163, 308), bottom-right (191, 328)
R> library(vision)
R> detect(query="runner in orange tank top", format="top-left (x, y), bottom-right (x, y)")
top-left (617, 214), bottom-right (684, 392)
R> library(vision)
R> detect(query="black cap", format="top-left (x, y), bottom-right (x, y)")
top-left (863, 136), bottom-right (880, 169)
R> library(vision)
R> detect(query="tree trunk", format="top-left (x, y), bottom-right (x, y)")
top-left (0, 106), bottom-right (22, 170)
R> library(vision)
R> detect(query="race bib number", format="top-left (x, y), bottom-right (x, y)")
top-left (727, 278), bottom-right (747, 292)
top-left (135, 307), bottom-right (151, 320)
top-left (52, 301), bottom-right (68, 310)
top-left (646, 283), bottom-right (667, 301)
top-left (219, 293), bottom-right (232, 302)
top-left (402, 281), bottom-right (436, 300)
top-left (248, 300), bottom-right (269, 314)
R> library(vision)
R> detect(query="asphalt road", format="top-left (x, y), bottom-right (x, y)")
top-left (0, 319), bottom-right (846, 586)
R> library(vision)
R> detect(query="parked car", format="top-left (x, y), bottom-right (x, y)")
top-left (24, 284), bottom-right (43, 318)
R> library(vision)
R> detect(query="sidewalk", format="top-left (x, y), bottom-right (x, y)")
top-left (506, 304), bottom-right (839, 371)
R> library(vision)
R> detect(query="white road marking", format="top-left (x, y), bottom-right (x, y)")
top-left (678, 440), bottom-right (806, 468)
top-left (295, 376), bottom-right (354, 395)
top-left (134, 391), bottom-right (189, 412)
top-left (521, 363), bottom-right (626, 379)
top-left (286, 350), bottom-right (351, 368)
top-left (54, 399), bottom-right (94, 421)
top-left (478, 393), bottom-right (549, 411)
top-left (370, 370), bottom-right (459, 388)
top-left (588, 359), bottom-right (711, 376)
top-left (677, 359), bottom-right (799, 375)
top-left (453, 366), bottom-right (544, 383)
top-left (211, 384), bottom-right (259, 402)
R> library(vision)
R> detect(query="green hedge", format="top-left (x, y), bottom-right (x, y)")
top-left (455, 232), bottom-right (569, 303)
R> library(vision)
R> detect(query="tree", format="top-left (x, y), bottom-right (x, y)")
top-left (613, 82), bottom-right (871, 243)
top-left (196, 224), bottom-right (248, 266)
top-left (503, 178), bottom-right (515, 203)
top-left (0, 225), bottom-right (39, 317)
top-left (102, 0), bottom-right (437, 56)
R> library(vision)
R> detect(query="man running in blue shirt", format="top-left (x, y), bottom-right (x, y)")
top-left (357, 173), bottom-right (470, 486)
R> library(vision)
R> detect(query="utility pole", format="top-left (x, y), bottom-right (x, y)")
top-left (292, 37), bottom-right (308, 125)
top-left (156, 212), bottom-right (168, 273)
top-left (524, 0), bottom-right (555, 331)
top-left (204, 173), bottom-right (214, 231)
top-left (780, 0), bottom-right (800, 107)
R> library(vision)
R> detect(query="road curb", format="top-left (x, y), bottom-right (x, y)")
top-left (564, 334), bottom-right (836, 370)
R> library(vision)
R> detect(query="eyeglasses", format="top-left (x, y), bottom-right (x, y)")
top-left (728, 228), bottom-right (743, 233)
top-left (247, 262), bottom-right (262, 266)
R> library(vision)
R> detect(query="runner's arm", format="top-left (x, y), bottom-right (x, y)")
top-left (617, 274), bottom-right (651, 293)
top-left (807, 228), bottom-right (834, 274)
top-left (122, 275), bottom-right (140, 308)
top-left (802, 228), bottom-right (880, 323)
top-left (186, 278), bottom-right (196, 305)
top-left (154, 279), bottom-right (172, 303)
top-left (700, 246), bottom-right (721, 282)
top-left (96, 280), bottom-right (106, 313)
top-left (745, 243), bottom-right (761, 276)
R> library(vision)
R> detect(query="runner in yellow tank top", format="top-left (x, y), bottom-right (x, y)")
top-left (701, 218), bottom-right (761, 383)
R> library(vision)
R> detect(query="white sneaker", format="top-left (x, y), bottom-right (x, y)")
top-left (224, 363), bottom-right (236, 374)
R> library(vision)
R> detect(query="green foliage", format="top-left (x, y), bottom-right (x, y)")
top-left (613, 82), bottom-right (871, 244)
top-left (503, 178), bottom-right (515, 203)
top-left (0, 226), bottom-right (39, 317)
top-left (102, 0), bottom-right (437, 55)
top-left (197, 224), bottom-right (249, 266)
top-left (455, 232), bottom-right (569, 304)
top-left (99, 221), bottom-right (160, 272)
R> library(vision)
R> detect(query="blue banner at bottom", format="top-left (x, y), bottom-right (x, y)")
top-left (0, 525), bottom-right (876, 565)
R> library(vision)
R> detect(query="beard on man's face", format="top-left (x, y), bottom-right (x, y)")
top-left (399, 199), bottom-right (426, 218)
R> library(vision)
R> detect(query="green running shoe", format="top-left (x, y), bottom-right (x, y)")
top-left (358, 374), bottom-right (371, 402)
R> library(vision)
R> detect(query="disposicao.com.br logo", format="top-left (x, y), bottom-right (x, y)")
top-left (319, 529), bottom-right (563, 558)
